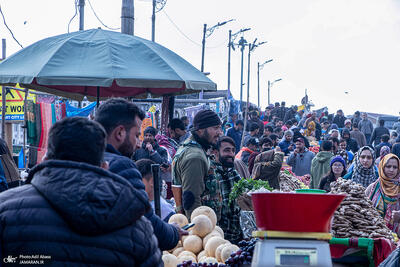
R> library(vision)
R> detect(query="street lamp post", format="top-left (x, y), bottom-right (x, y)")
top-left (268, 78), bottom-right (282, 105)
top-left (200, 19), bottom-right (234, 99)
top-left (240, 39), bottom-right (267, 148)
top-left (238, 36), bottom-right (247, 105)
top-left (227, 28), bottom-right (250, 99)
top-left (151, 0), bottom-right (167, 42)
top-left (257, 59), bottom-right (273, 108)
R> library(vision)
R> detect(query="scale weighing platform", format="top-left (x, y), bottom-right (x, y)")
top-left (251, 231), bottom-right (333, 267)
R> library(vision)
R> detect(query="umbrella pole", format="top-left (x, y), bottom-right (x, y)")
top-left (96, 86), bottom-right (100, 108)
top-left (23, 88), bottom-right (29, 169)
top-left (1, 86), bottom-right (5, 140)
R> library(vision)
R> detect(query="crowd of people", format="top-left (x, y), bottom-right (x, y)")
top-left (0, 98), bottom-right (399, 265)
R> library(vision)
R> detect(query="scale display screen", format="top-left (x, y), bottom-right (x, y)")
top-left (275, 247), bottom-right (317, 266)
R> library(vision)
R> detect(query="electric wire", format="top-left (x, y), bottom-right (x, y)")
top-left (67, 0), bottom-right (79, 33)
top-left (0, 4), bottom-right (23, 48)
top-left (162, 10), bottom-right (202, 47)
top-left (87, 0), bottom-right (120, 30)
top-left (162, 10), bottom-right (228, 49)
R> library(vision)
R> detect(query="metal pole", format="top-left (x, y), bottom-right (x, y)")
top-left (151, 0), bottom-right (156, 41)
top-left (23, 88), bottom-right (29, 168)
top-left (151, 164), bottom-right (161, 217)
top-left (199, 24), bottom-right (207, 99)
top-left (246, 44), bottom-right (251, 109)
top-left (96, 86), bottom-right (100, 108)
top-left (1, 39), bottom-right (5, 60)
top-left (239, 37), bottom-right (245, 105)
top-left (257, 62), bottom-right (260, 108)
top-left (121, 0), bottom-right (134, 35)
top-left (268, 80), bottom-right (271, 105)
top-left (79, 0), bottom-right (85, 31)
top-left (227, 30), bottom-right (232, 98)
top-left (241, 44), bottom-right (251, 148)
top-left (1, 86), bottom-right (6, 139)
top-left (201, 24), bottom-right (207, 73)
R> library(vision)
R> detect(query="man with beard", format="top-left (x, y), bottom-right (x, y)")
top-left (172, 110), bottom-right (223, 217)
top-left (95, 98), bottom-right (183, 251)
top-left (212, 136), bottom-right (243, 244)
top-left (133, 126), bottom-right (168, 164)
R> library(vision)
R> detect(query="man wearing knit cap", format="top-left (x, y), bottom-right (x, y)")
top-left (172, 110), bottom-right (222, 217)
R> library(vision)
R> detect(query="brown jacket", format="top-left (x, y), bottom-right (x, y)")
top-left (252, 150), bottom-right (284, 189)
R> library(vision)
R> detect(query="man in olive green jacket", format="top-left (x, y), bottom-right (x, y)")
top-left (172, 110), bottom-right (222, 218)
top-left (310, 140), bottom-right (334, 189)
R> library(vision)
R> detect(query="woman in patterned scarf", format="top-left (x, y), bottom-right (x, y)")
top-left (366, 154), bottom-right (400, 235)
top-left (344, 146), bottom-right (378, 188)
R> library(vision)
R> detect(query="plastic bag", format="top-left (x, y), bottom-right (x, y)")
top-left (240, 211), bottom-right (257, 239)
top-left (379, 247), bottom-right (400, 267)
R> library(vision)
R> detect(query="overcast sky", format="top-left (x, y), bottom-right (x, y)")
top-left (1, 0), bottom-right (400, 116)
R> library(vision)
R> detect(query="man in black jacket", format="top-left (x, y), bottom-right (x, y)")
top-left (133, 126), bottom-right (168, 164)
top-left (0, 117), bottom-right (162, 266)
top-left (333, 109), bottom-right (346, 128)
top-left (95, 98), bottom-right (183, 251)
top-left (370, 119), bottom-right (390, 147)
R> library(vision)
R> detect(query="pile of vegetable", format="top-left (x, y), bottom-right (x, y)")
top-left (228, 178), bottom-right (272, 205)
top-left (330, 178), bottom-right (394, 240)
top-left (279, 169), bottom-right (308, 192)
top-left (162, 206), bottom-right (242, 267)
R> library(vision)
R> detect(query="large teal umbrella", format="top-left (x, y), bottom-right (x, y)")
top-left (0, 29), bottom-right (216, 100)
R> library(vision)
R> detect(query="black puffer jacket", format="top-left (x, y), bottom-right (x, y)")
top-left (105, 144), bottom-right (179, 251)
top-left (0, 160), bottom-right (162, 266)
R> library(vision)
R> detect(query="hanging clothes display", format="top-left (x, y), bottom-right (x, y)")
top-left (66, 101), bottom-right (96, 117)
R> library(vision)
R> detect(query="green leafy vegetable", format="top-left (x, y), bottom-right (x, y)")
top-left (229, 178), bottom-right (272, 204)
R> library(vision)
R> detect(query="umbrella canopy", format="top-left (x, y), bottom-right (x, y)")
top-left (0, 29), bottom-right (216, 100)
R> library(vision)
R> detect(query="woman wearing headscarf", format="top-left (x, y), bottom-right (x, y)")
top-left (304, 121), bottom-right (316, 137)
top-left (319, 156), bottom-right (347, 192)
top-left (375, 145), bottom-right (391, 167)
top-left (343, 146), bottom-right (378, 188)
top-left (365, 154), bottom-right (400, 234)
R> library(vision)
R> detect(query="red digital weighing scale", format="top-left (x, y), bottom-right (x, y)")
top-left (250, 190), bottom-right (345, 267)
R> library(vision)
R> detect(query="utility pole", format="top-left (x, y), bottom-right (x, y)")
top-left (1, 39), bottom-right (5, 60)
top-left (268, 80), bottom-right (271, 106)
top-left (227, 27), bottom-right (250, 99)
top-left (151, 0), bottom-right (156, 41)
top-left (257, 59), bottom-right (273, 108)
top-left (257, 62), bottom-right (260, 108)
top-left (79, 0), bottom-right (85, 30)
top-left (200, 19), bottom-right (234, 99)
top-left (201, 23), bottom-right (207, 73)
top-left (121, 0), bottom-right (134, 35)
top-left (238, 36), bottom-right (246, 106)
top-left (240, 39), bottom-right (267, 148)
top-left (227, 30), bottom-right (232, 98)
top-left (268, 78), bottom-right (282, 105)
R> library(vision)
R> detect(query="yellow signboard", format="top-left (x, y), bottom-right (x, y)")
top-left (0, 85), bottom-right (36, 121)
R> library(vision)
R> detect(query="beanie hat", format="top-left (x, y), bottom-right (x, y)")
top-left (144, 126), bottom-right (157, 137)
top-left (330, 156), bottom-right (346, 168)
top-left (192, 110), bottom-right (221, 130)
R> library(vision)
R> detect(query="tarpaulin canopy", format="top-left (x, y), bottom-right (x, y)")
top-left (0, 29), bottom-right (217, 100)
